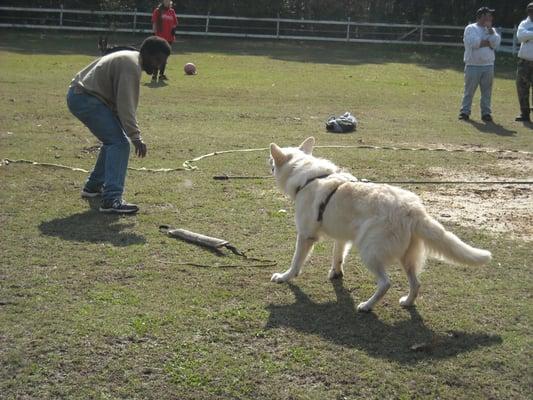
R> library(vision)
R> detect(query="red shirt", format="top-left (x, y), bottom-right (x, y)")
top-left (152, 7), bottom-right (178, 43)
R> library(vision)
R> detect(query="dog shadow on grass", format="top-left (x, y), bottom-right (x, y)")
top-left (265, 281), bottom-right (502, 363)
top-left (143, 80), bottom-right (168, 89)
top-left (38, 198), bottom-right (145, 247)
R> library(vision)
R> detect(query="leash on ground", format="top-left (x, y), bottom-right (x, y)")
top-left (213, 174), bottom-right (533, 185)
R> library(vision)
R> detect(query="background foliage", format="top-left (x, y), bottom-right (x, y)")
top-left (4, 1), bottom-right (529, 26)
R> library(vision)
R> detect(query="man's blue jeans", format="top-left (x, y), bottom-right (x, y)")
top-left (67, 87), bottom-right (130, 202)
top-left (460, 65), bottom-right (494, 117)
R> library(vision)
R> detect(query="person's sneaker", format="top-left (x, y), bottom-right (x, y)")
top-left (458, 113), bottom-right (469, 120)
top-left (81, 186), bottom-right (102, 198)
top-left (151, 75), bottom-right (157, 83)
top-left (515, 114), bottom-right (531, 122)
top-left (99, 199), bottom-right (139, 214)
top-left (482, 114), bottom-right (493, 122)
top-left (159, 74), bottom-right (168, 81)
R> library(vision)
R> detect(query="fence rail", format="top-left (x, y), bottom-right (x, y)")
top-left (0, 6), bottom-right (518, 54)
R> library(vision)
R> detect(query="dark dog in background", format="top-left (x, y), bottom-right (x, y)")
top-left (98, 36), bottom-right (138, 56)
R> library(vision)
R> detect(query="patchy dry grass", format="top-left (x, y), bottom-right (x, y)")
top-left (0, 31), bottom-right (532, 399)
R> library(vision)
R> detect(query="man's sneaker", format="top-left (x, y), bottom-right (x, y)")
top-left (458, 113), bottom-right (469, 121)
top-left (81, 186), bottom-right (102, 198)
top-left (159, 74), bottom-right (168, 81)
top-left (515, 114), bottom-right (531, 122)
top-left (482, 114), bottom-right (493, 122)
top-left (99, 199), bottom-right (139, 214)
top-left (151, 75), bottom-right (157, 82)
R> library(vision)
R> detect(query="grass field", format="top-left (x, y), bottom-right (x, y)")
top-left (1, 31), bottom-right (532, 399)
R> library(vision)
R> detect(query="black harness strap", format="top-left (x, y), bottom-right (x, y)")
top-left (294, 173), bottom-right (357, 222)
top-left (318, 185), bottom-right (341, 222)
top-left (318, 179), bottom-right (358, 221)
top-left (295, 174), bottom-right (331, 195)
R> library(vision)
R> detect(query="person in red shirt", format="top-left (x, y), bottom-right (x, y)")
top-left (151, 0), bottom-right (178, 82)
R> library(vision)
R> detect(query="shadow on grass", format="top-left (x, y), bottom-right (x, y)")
top-left (265, 281), bottom-right (502, 363)
top-left (39, 199), bottom-right (145, 246)
top-left (465, 119), bottom-right (518, 136)
top-left (143, 80), bottom-right (169, 89)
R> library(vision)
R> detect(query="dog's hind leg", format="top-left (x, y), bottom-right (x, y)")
top-left (271, 235), bottom-right (315, 283)
top-left (357, 260), bottom-right (390, 312)
top-left (399, 269), bottom-right (420, 307)
top-left (399, 237), bottom-right (424, 307)
top-left (328, 240), bottom-right (351, 280)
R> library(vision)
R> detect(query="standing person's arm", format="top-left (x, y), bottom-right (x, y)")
top-left (464, 25), bottom-right (482, 49)
top-left (115, 71), bottom-right (146, 157)
top-left (151, 9), bottom-right (159, 35)
top-left (487, 28), bottom-right (501, 49)
top-left (517, 21), bottom-right (533, 43)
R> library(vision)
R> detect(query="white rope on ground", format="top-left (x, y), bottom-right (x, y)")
top-left (2, 144), bottom-right (532, 175)
top-left (181, 144), bottom-right (532, 170)
top-left (1, 158), bottom-right (190, 173)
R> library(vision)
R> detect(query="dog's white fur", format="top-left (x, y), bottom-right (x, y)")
top-left (269, 137), bottom-right (492, 312)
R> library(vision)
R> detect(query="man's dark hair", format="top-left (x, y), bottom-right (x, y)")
top-left (476, 6), bottom-right (495, 18)
top-left (139, 36), bottom-right (171, 58)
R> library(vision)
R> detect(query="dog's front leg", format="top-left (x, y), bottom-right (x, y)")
top-left (271, 235), bottom-right (315, 283)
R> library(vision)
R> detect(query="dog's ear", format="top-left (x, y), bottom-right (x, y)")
top-left (270, 143), bottom-right (288, 166)
top-left (299, 136), bottom-right (315, 155)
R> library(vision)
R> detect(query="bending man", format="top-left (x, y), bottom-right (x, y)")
top-left (67, 36), bottom-right (171, 214)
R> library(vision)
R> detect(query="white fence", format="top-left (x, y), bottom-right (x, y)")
top-left (0, 6), bottom-right (518, 54)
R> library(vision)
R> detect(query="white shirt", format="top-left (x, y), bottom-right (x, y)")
top-left (517, 17), bottom-right (533, 61)
top-left (463, 23), bottom-right (501, 66)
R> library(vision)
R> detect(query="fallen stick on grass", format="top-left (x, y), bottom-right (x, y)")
top-left (156, 259), bottom-right (277, 268)
top-left (159, 225), bottom-right (241, 255)
top-left (159, 225), bottom-right (276, 266)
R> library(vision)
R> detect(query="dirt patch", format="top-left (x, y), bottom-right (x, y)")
top-left (495, 154), bottom-right (533, 177)
top-left (419, 167), bottom-right (533, 241)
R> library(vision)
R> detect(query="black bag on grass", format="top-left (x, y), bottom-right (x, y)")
top-left (326, 112), bottom-right (357, 133)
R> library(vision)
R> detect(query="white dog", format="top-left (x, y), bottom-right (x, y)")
top-left (269, 137), bottom-right (492, 312)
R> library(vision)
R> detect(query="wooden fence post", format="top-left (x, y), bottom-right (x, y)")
top-left (205, 12), bottom-right (210, 34)
top-left (60, 4), bottom-right (63, 26)
top-left (346, 17), bottom-right (350, 42)
top-left (276, 13), bottom-right (280, 38)
top-left (512, 25), bottom-right (518, 55)
top-left (133, 8), bottom-right (137, 31)
top-left (419, 19), bottom-right (424, 43)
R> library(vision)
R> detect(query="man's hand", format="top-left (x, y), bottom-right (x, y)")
top-left (132, 139), bottom-right (147, 158)
top-left (480, 40), bottom-right (491, 47)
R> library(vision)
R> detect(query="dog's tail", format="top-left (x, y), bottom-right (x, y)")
top-left (415, 215), bottom-right (491, 266)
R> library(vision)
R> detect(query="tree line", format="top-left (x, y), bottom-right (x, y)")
top-left (6, 0), bottom-right (529, 27)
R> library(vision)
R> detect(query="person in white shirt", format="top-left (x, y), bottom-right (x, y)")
top-left (515, 2), bottom-right (533, 122)
top-left (459, 7), bottom-right (501, 122)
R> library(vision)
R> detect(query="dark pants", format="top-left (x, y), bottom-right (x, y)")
top-left (153, 59), bottom-right (167, 78)
top-left (516, 58), bottom-right (533, 116)
top-left (153, 40), bottom-right (172, 78)
top-left (67, 87), bottom-right (130, 202)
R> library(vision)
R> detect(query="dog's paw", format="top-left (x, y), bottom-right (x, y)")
top-left (328, 269), bottom-right (344, 280)
top-left (357, 301), bottom-right (373, 312)
top-left (271, 272), bottom-right (288, 283)
top-left (399, 296), bottom-right (415, 307)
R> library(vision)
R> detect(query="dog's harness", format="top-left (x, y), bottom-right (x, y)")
top-left (295, 173), bottom-right (357, 222)
top-left (295, 174), bottom-right (331, 195)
